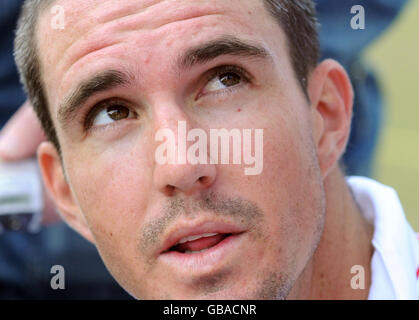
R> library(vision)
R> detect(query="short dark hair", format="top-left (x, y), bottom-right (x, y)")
top-left (14, 0), bottom-right (319, 152)
top-left (263, 0), bottom-right (319, 91)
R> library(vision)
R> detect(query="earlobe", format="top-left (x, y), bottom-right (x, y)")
top-left (37, 142), bottom-right (96, 244)
top-left (307, 59), bottom-right (354, 179)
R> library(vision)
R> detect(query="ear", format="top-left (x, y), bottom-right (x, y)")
top-left (307, 59), bottom-right (354, 179)
top-left (37, 141), bottom-right (96, 244)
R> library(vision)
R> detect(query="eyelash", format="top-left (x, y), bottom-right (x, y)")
top-left (82, 98), bottom-right (134, 132)
top-left (81, 65), bottom-right (253, 132)
top-left (199, 65), bottom-right (253, 99)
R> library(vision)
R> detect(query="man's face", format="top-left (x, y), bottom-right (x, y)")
top-left (38, 0), bottom-right (326, 299)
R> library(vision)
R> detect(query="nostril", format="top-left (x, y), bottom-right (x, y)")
top-left (198, 176), bottom-right (210, 184)
top-left (163, 185), bottom-right (175, 196)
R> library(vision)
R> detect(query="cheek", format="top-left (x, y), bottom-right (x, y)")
top-left (252, 98), bottom-right (325, 271)
top-left (67, 147), bottom-right (153, 261)
top-left (66, 147), bottom-right (158, 294)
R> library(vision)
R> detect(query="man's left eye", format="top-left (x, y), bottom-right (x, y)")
top-left (203, 71), bottom-right (243, 93)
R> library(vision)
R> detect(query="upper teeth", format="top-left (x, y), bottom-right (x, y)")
top-left (177, 233), bottom-right (218, 245)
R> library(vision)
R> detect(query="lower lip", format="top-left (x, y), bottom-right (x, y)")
top-left (158, 233), bottom-right (245, 274)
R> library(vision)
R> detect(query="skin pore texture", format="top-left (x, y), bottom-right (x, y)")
top-left (36, 0), bottom-right (374, 299)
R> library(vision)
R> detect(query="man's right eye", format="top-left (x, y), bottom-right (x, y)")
top-left (93, 105), bottom-right (135, 126)
top-left (84, 100), bottom-right (138, 130)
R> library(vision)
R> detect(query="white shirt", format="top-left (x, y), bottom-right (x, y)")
top-left (347, 176), bottom-right (419, 300)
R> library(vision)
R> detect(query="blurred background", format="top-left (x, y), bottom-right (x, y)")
top-left (365, 0), bottom-right (419, 230)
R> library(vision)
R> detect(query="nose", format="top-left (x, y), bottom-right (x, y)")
top-left (152, 106), bottom-right (216, 197)
top-left (155, 160), bottom-right (216, 197)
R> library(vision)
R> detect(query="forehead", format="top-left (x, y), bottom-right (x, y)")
top-left (37, 0), bottom-right (283, 115)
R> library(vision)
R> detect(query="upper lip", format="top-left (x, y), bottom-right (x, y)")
top-left (159, 220), bottom-right (245, 254)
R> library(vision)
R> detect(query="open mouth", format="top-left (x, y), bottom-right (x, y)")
top-left (167, 232), bottom-right (233, 254)
top-left (158, 223), bottom-right (247, 272)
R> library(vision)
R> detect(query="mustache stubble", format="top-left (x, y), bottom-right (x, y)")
top-left (138, 191), bottom-right (264, 259)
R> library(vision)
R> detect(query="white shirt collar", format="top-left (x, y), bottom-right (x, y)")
top-left (346, 176), bottom-right (419, 299)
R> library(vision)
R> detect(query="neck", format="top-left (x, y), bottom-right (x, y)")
top-left (288, 167), bottom-right (374, 299)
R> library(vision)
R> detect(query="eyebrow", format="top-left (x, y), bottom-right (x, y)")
top-left (57, 36), bottom-right (270, 128)
top-left (179, 36), bottom-right (270, 69)
top-left (58, 69), bottom-right (131, 128)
